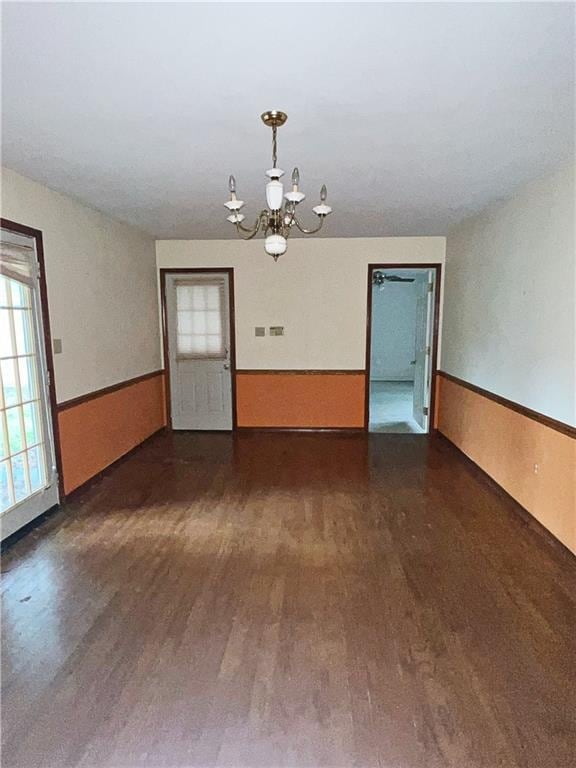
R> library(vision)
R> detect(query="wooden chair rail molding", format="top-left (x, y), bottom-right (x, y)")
top-left (438, 371), bottom-right (576, 439)
top-left (236, 369), bottom-right (366, 375)
top-left (57, 369), bottom-right (165, 411)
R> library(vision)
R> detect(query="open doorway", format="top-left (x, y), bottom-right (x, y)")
top-left (366, 264), bottom-right (440, 434)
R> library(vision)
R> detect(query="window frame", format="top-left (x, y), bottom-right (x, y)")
top-left (174, 278), bottom-right (227, 361)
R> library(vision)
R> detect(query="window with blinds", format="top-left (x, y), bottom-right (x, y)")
top-left (175, 280), bottom-right (225, 359)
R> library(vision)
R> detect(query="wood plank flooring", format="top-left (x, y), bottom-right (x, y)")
top-left (2, 431), bottom-right (575, 768)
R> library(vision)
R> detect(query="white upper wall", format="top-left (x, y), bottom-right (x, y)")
top-left (441, 162), bottom-right (576, 426)
top-left (156, 237), bottom-right (445, 370)
top-left (1, 167), bottom-right (161, 403)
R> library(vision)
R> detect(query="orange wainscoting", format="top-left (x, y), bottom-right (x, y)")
top-left (58, 372), bottom-right (166, 495)
top-left (437, 374), bottom-right (576, 554)
top-left (236, 371), bottom-right (366, 429)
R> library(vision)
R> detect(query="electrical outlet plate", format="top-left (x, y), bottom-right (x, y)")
top-left (269, 326), bottom-right (284, 336)
top-left (255, 327), bottom-right (266, 337)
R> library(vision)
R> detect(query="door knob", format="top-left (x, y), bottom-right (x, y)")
top-left (223, 362), bottom-right (230, 370)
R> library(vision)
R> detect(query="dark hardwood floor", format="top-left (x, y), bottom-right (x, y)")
top-left (2, 431), bottom-right (575, 768)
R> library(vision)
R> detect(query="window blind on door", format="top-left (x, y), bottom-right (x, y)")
top-left (0, 231), bottom-right (36, 286)
top-left (175, 280), bottom-right (225, 359)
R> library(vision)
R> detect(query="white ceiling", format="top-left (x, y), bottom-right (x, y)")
top-left (2, 2), bottom-right (574, 239)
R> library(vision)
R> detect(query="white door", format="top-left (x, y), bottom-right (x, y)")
top-left (1, 227), bottom-right (59, 540)
top-left (165, 272), bottom-right (233, 431)
top-left (412, 272), bottom-right (435, 431)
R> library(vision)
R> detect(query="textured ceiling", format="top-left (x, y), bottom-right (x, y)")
top-left (2, 2), bottom-right (574, 239)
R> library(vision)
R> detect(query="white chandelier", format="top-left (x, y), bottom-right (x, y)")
top-left (225, 110), bottom-right (332, 260)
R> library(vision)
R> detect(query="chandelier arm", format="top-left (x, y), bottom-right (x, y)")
top-left (281, 202), bottom-right (298, 237)
top-left (293, 214), bottom-right (326, 235)
top-left (234, 211), bottom-right (266, 240)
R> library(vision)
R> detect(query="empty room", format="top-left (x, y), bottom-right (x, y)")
top-left (1, 3), bottom-right (575, 767)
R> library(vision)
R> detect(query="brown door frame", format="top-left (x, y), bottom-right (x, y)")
top-left (0, 217), bottom-right (64, 499)
top-left (365, 263), bottom-right (442, 432)
top-left (159, 267), bottom-right (237, 430)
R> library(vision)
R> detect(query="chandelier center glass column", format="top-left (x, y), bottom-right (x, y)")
top-left (224, 110), bottom-right (332, 260)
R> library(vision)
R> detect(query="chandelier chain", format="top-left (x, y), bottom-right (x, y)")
top-left (272, 125), bottom-right (278, 168)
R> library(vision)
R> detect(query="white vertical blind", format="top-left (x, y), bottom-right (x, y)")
top-left (175, 280), bottom-right (225, 358)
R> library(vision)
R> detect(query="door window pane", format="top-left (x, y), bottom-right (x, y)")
top-left (0, 460), bottom-right (13, 512)
top-left (11, 452), bottom-right (29, 502)
top-left (18, 356), bottom-right (37, 402)
top-left (0, 419), bottom-right (7, 459)
top-left (23, 401), bottom-right (42, 447)
top-left (176, 286), bottom-right (193, 310)
top-left (11, 453), bottom-right (30, 501)
top-left (175, 281), bottom-right (225, 359)
top-left (28, 445), bottom-right (45, 492)
top-left (206, 336), bottom-right (221, 354)
top-left (177, 310), bottom-right (202, 335)
top-left (205, 287), bottom-right (220, 310)
top-left (1, 359), bottom-right (19, 407)
top-left (205, 312), bottom-right (222, 334)
top-left (0, 309), bottom-right (13, 357)
top-left (10, 281), bottom-right (30, 308)
top-left (13, 308), bottom-right (34, 355)
top-left (177, 335), bottom-right (195, 355)
top-left (6, 406), bottom-right (24, 453)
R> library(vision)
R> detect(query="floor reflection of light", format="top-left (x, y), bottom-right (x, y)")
top-left (3, 548), bottom-right (71, 677)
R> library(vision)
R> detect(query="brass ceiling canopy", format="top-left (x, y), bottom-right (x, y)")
top-left (261, 110), bottom-right (288, 128)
